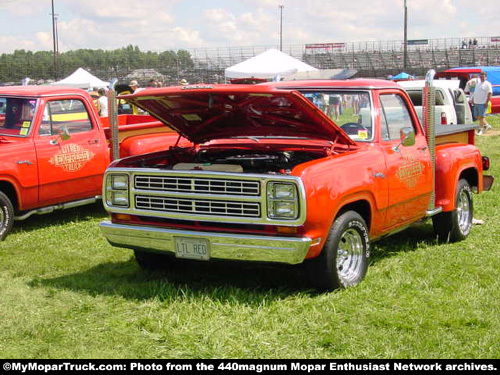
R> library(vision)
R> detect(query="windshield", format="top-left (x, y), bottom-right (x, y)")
top-left (300, 90), bottom-right (373, 142)
top-left (0, 97), bottom-right (37, 137)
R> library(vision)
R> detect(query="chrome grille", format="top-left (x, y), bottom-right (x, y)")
top-left (135, 175), bottom-right (260, 196)
top-left (135, 196), bottom-right (260, 217)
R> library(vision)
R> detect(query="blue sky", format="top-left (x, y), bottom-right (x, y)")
top-left (0, 0), bottom-right (499, 53)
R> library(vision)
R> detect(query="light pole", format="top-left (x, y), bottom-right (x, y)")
top-left (51, 0), bottom-right (59, 80)
top-left (279, 4), bottom-right (284, 51)
top-left (403, 0), bottom-right (408, 70)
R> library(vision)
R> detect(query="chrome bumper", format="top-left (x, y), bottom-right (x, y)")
top-left (100, 221), bottom-right (312, 265)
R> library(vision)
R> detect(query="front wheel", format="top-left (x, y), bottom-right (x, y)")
top-left (433, 179), bottom-right (473, 243)
top-left (306, 211), bottom-right (370, 290)
top-left (0, 191), bottom-right (15, 241)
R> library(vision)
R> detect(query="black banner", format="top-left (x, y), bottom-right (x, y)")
top-left (1, 359), bottom-right (498, 374)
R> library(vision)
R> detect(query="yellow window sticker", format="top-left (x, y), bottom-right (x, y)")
top-left (357, 130), bottom-right (368, 139)
top-left (22, 121), bottom-right (31, 128)
top-left (20, 128), bottom-right (29, 136)
top-left (182, 114), bottom-right (202, 121)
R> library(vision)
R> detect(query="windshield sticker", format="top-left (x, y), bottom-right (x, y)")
top-left (22, 121), bottom-right (31, 128)
top-left (19, 128), bottom-right (29, 136)
top-left (357, 130), bottom-right (368, 139)
top-left (49, 143), bottom-right (96, 172)
top-left (182, 114), bottom-right (202, 121)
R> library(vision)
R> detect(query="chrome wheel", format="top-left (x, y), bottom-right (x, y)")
top-left (457, 188), bottom-right (472, 235)
top-left (337, 228), bottom-right (365, 285)
top-left (432, 179), bottom-right (473, 243)
top-left (306, 210), bottom-right (369, 290)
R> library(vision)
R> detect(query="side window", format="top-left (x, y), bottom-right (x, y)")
top-left (380, 94), bottom-right (414, 141)
top-left (40, 99), bottom-right (92, 136)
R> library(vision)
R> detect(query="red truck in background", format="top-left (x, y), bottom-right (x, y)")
top-left (435, 66), bottom-right (500, 113)
top-left (0, 85), bottom-right (188, 241)
top-left (99, 73), bottom-right (494, 290)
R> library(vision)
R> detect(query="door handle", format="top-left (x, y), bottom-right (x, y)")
top-left (373, 172), bottom-right (386, 178)
top-left (417, 146), bottom-right (428, 152)
top-left (88, 139), bottom-right (100, 144)
top-left (17, 160), bottom-right (33, 165)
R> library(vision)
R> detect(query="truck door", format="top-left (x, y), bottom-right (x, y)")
top-left (34, 98), bottom-right (109, 204)
top-left (377, 92), bottom-right (433, 230)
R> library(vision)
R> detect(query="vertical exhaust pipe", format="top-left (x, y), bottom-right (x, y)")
top-left (424, 69), bottom-right (440, 215)
top-left (108, 78), bottom-right (119, 161)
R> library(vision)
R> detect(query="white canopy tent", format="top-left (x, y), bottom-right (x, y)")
top-left (50, 68), bottom-right (109, 89)
top-left (224, 49), bottom-right (318, 79)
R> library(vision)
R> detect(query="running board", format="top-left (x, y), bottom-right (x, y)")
top-left (14, 196), bottom-right (101, 221)
top-left (425, 207), bottom-right (443, 217)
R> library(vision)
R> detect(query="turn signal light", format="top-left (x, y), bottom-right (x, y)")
top-left (115, 214), bottom-right (133, 221)
top-left (276, 226), bottom-right (298, 234)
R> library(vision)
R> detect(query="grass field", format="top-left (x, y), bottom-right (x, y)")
top-left (1, 116), bottom-right (499, 359)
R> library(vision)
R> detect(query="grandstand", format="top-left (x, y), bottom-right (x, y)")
top-left (1, 36), bottom-right (499, 85)
top-left (187, 36), bottom-right (500, 81)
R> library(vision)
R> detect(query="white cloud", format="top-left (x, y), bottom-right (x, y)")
top-left (0, 0), bottom-right (500, 54)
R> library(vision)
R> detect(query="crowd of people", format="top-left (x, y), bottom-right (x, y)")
top-left (88, 77), bottom-right (190, 117)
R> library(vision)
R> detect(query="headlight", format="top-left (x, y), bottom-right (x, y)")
top-left (110, 191), bottom-right (129, 206)
top-left (267, 182), bottom-right (299, 220)
top-left (106, 173), bottom-right (130, 207)
top-left (274, 201), bottom-right (296, 218)
top-left (111, 174), bottom-right (129, 190)
top-left (274, 183), bottom-right (296, 199)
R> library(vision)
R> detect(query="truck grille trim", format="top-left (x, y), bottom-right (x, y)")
top-left (135, 195), bottom-right (260, 218)
top-left (135, 176), bottom-right (260, 196)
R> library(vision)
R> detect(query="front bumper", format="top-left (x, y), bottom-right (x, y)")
top-left (100, 221), bottom-right (312, 265)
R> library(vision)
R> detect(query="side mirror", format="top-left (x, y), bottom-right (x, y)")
top-left (60, 126), bottom-right (71, 141)
top-left (50, 126), bottom-right (71, 145)
top-left (393, 127), bottom-right (415, 152)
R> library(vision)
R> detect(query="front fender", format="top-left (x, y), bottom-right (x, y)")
top-left (119, 133), bottom-right (193, 158)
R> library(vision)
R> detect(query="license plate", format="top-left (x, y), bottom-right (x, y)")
top-left (174, 237), bottom-right (210, 261)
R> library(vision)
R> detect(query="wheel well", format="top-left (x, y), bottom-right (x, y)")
top-left (0, 181), bottom-right (18, 211)
top-left (459, 167), bottom-right (478, 189)
top-left (337, 200), bottom-right (371, 230)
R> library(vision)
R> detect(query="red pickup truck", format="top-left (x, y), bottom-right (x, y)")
top-left (100, 75), bottom-right (493, 290)
top-left (0, 86), bottom-right (186, 241)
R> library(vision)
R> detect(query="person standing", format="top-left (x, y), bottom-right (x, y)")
top-left (98, 88), bottom-right (108, 117)
top-left (473, 71), bottom-right (493, 135)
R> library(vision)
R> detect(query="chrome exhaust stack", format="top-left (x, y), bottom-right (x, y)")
top-left (108, 78), bottom-right (119, 161)
top-left (423, 69), bottom-right (441, 216)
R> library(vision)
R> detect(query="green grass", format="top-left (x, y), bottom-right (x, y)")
top-left (1, 116), bottom-right (499, 359)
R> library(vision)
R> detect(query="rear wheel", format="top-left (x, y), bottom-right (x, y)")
top-left (433, 179), bottom-right (473, 243)
top-left (0, 191), bottom-right (14, 241)
top-left (306, 211), bottom-right (370, 290)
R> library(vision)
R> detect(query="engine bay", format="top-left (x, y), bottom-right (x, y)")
top-left (131, 146), bottom-right (329, 174)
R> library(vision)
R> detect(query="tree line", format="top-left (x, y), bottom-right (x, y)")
top-left (0, 45), bottom-right (196, 85)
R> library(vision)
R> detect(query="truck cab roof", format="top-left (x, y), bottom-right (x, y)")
top-left (0, 85), bottom-right (91, 98)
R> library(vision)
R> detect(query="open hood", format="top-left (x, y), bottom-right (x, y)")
top-left (120, 85), bottom-right (356, 146)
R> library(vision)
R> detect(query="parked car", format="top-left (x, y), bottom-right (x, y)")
top-left (398, 79), bottom-right (473, 125)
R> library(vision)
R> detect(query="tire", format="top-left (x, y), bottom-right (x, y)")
top-left (432, 179), bottom-right (473, 243)
top-left (134, 250), bottom-right (169, 271)
top-left (0, 191), bottom-right (15, 241)
top-left (306, 211), bottom-right (370, 290)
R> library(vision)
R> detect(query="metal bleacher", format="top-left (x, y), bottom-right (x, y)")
top-left (186, 36), bottom-right (500, 80)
